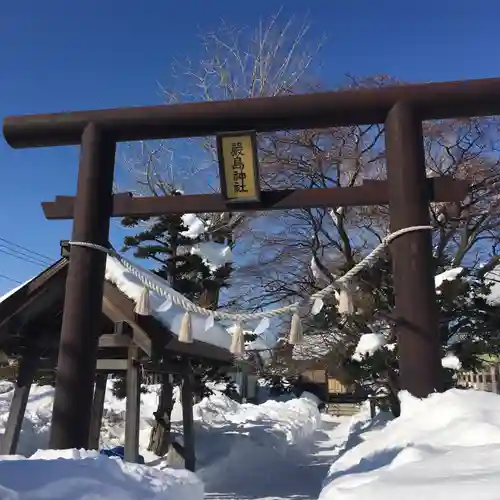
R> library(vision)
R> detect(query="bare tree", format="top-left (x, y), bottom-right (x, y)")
top-left (114, 9), bottom-right (327, 320)
top-left (243, 76), bottom-right (500, 379)
top-left (113, 11), bottom-right (327, 454)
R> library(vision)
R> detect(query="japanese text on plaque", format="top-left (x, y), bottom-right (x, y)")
top-left (220, 134), bottom-right (258, 201)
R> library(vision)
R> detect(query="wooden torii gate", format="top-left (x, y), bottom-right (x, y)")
top-left (5, 76), bottom-right (497, 451)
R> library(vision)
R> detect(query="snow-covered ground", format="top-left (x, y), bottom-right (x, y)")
top-left (319, 389), bottom-right (500, 500)
top-left (0, 380), bottom-right (333, 499)
top-left (0, 380), bottom-right (500, 499)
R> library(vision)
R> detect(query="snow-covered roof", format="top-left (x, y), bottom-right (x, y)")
top-left (0, 257), bottom-right (232, 352)
top-left (0, 278), bottom-right (34, 303)
top-left (105, 256), bottom-right (232, 351)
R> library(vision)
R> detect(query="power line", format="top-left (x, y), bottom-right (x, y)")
top-left (0, 246), bottom-right (49, 268)
top-left (0, 273), bottom-right (21, 284)
top-left (0, 236), bottom-right (53, 263)
top-left (0, 243), bottom-right (51, 266)
top-left (0, 237), bottom-right (57, 288)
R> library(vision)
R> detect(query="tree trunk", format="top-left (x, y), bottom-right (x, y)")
top-left (387, 370), bottom-right (401, 418)
top-left (148, 375), bottom-right (174, 456)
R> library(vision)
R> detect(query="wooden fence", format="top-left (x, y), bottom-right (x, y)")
top-left (457, 365), bottom-right (500, 394)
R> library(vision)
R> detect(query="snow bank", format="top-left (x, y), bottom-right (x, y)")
top-left (319, 389), bottom-right (500, 500)
top-left (0, 380), bottom-right (166, 457)
top-left (0, 379), bottom-right (322, 497)
top-left (0, 449), bottom-right (203, 500)
top-left (188, 391), bottom-right (322, 493)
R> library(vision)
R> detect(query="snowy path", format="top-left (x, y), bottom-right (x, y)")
top-left (203, 416), bottom-right (345, 500)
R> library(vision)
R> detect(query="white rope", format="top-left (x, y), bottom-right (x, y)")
top-left (68, 225), bottom-right (432, 321)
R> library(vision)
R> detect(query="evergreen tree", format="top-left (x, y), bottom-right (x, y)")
top-left (115, 188), bottom-right (235, 455)
top-left (120, 190), bottom-right (232, 308)
top-left (301, 251), bottom-right (500, 417)
top-left (341, 266), bottom-right (500, 416)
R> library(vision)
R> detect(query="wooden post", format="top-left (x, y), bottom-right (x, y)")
top-left (492, 365), bottom-right (499, 394)
top-left (124, 346), bottom-right (141, 462)
top-left (1, 354), bottom-right (37, 455)
top-left (50, 123), bottom-right (116, 449)
top-left (181, 372), bottom-right (195, 472)
top-left (88, 373), bottom-right (108, 450)
top-left (385, 102), bottom-right (443, 398)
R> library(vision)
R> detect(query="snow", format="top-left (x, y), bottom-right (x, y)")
top-left (310, 250), bottom-right (337, 282)
top-left (0, 278), bottom-right (33, 303)
top-left (245, 335), bottom-right (272, 354)
top-left (105, 256), bottom-right (232, 350)
top-left (0, 449), bottom-right (203, 499)
top-left (352, 333), bottom-right (386, 361)
top-left (434, 267), bottom-right (463, 292)
top-left (319, 389), bottom-right (500, 500)
top-left (3, 377), bottom-right (500, 499)
top-left (190, 241), bottom-right (232, 271)
top-left (485, 263), bottom-right (500, 305)
top-left (441, 353), bottom-right (462, 370)
top-left (0, 380), bottom-right (333, 500)
top-left (0, 257), bottom-right (232, 351)
top-left (180, 214), bottom-right (206, 239)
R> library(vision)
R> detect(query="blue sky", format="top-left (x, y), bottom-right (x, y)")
top-left (0, 0), bottom-right (499, 295)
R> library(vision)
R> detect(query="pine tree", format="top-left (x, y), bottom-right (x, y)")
top-left (120, 191), bottom-right (232, 307)
top-left (116, 188), bottom-right (234, 455)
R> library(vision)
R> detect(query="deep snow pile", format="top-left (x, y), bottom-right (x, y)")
top-left (0, 449), bottom-right (203, 500)
top-left (320, 389), bottom-right (500, 499)
top-left (157, 390), bottom-right (322, 493)
top-left (0, 380), bottom-right (164, 457)
top-left (0, 379), bottom-right (323, 499)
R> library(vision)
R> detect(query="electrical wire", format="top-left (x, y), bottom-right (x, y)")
top-left (0, 273), bottom-right (21, 284)
top-left (0, 236), bottom-right (53, 263)
top-left (0, 246), bottom-right (50, 268)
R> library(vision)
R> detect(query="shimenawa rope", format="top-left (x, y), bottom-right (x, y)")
top-left (67, 225), bottom-right (432, 321)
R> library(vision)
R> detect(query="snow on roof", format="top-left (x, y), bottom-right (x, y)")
top-left (0, 278), bottom-right (34, 304)
top-left (105, 256), bottom-right (232, 351)
top-left (245, 336), bottom-right (274, 360)
top-left (0, 257), bottom-right (232, 351)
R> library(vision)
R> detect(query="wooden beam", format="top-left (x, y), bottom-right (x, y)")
top-left (6, 77), bottom-right (500, 148)
top-left (96, 359), bottom-right (128, 371)
top-left (102, 288), bottom-right (152, 357)
top-left (124, 346), bottom-right (141, 463)
top-left (88, 373), bottom-right (107, 450)
top-left (98, 334), bottom-right (132, 349)
top-left (41, 177), bottom-right (468, 219)
top-left (139, 360), bottom-right (190, 376)
top-left (113, 320), bottom-right (134, 336)
top-left (1, 353), bottom-right (37, 454)
top-left (181, 372), bottom-right (196, 472)
top-left (103, 280), bottom-right (232, 364)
